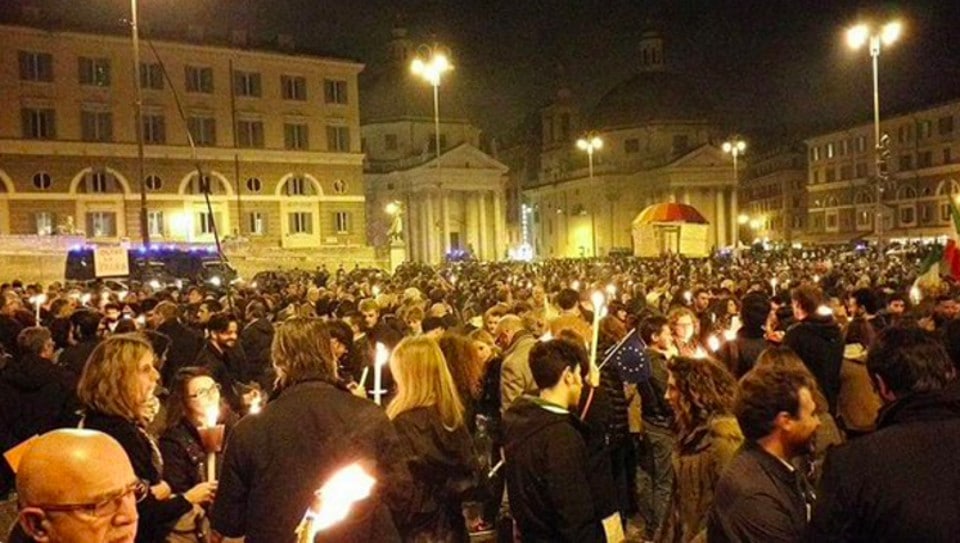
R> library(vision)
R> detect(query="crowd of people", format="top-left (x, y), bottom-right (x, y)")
top-left (1, 245), bottom-right (960, 543)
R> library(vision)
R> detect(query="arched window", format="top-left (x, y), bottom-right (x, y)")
top-left (897, 185), bottom-right (917, 200)
top-left (854, 191), bottom-right (873, 205)
top-left (79, 170), bottom-right (117, 193)
top-left (826, 196), bottom-right (839, 208)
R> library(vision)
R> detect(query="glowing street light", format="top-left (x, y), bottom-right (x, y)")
top-left (723, 137), bottom-right (747, 247)
top-left (737, 214), bottom-right (750, 225)
top-left (576, 132), bottom-right (603, 257)
top-left (847, 19), bottom-right (903, 256)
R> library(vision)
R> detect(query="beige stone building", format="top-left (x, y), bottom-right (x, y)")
top-left (739, 145), bottom-right (806, 243)
top-left (361, 28), bottom-right (509, 263)
top-left (0, 23), bottom-right (370, 252)
top-left (517, 30), bottom-right (738, 258)
top-left (804, 98), bottom-right (960, 244)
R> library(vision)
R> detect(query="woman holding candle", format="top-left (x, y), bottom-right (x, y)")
top-left (387, 336), bottom-right (480, 542)
top-left (77, 333), bottom-right (217, 543)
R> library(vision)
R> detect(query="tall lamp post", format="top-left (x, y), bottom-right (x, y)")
top-left (130, 0), bottom-right (149, 246)
top-left (411, 44), bottom-right (453, 259)
top-left (847, 20), bottom-right (902, 257)
top-left (722, 138), bottom-right (746, 247)
top-left (577, 133), bottom-right (603, 257)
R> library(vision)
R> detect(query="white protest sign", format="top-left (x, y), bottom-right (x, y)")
top-left (94, 246), bottom-right (130, 277)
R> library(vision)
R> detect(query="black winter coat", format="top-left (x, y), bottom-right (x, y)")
top-left (392, 406), bottom-right (479, 542)
top-left (708, 442), bottom-right (813, 543)
top-left (82, 411), bottom-right (192, 543)
top-left (193, 342), bottom-right (242, 411)
top-left (240, 318), bottom-right (274, 388)
top-left (210, 379), bottom-right (414, 543)
top-left (1, 354), bottom-right (80, 440)
top-left (157, 319), bottom-right (203, 385)
top-left (717, 330), bottom-right (770, 378)
top-left (806, 381), bottom-right (960, 543)
top-left (502, 397), bottom-right (605, 543)
top-left (783, 315), bottom-right (844, 412)
top-left (58, 337), bottom-right (101, 381)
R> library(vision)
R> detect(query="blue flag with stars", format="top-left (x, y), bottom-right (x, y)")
top-left (599, 328), bottom-right (651, 384)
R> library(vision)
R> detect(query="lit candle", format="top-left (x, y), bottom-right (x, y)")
top-left (372, 285), bottom-right (381, 297)
top-left (589, 291), bottom-right (604, 386)
top-left (296, 462), bottom-right (377, 542)
top-left (197, 405), bottom-right (223, 482)
top-left (80, 293), bottom-right (91, 305)
top-left (30, 294), bottom-right (46, 323)
top-left (909, 285), bottom-right (922, 304)
top-left (373, 343), bottom-right (389, 406)
top-left (605, 284), bottom-right (617, 297)
top-left (707, 335), bottom-right (720, 352)
top-left (770, 278), bottom-right (778, 295)
top-left (572, 280), bottom-right (581, 291)
top-left (683, 291), bottom-right (692, 304)
top-left (248, 393), bottom-right (263, 415)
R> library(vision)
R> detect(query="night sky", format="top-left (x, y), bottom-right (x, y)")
top-left (8, 0), bottom-right (960, 147)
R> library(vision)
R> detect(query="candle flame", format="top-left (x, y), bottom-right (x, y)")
top-left (301, 463), bottom-right (377, 536)
top-left (374, 343), bottom-right (389, 368)
top-left (693, 347), bottom-right (708, 359)
top-left (590, 291), bottom-right (605, 310)
top-left (203, 405), bottom-right (220, 428)
top-left (571, 280), bottom-right (580, 291)
top-left (723, 329), bottom-right (736, 341)
top-left (909, 285), bottom-right (922, 304)
top-left (707, 335), bottom-right (720, 352)
top-left (683, 291), bottom-right (692, 303)
top-left (249, 394), bottom-right (262, 415)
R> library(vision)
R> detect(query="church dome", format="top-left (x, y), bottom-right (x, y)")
top-left (589, 70), bottom-right (712, 129)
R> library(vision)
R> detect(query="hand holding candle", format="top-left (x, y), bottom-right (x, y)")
top-left (197, 405), bottom-right (224, 482)
top-left (296, 462), bottom-right (377, 542)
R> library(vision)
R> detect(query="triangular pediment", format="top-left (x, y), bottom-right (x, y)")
top-left (661, 144), bottom-right (731, 170)
top-left (410, 143), bottom-right (509, 174)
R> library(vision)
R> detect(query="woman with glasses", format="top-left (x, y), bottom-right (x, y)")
top-left (77, 334), bottom-right (217, 543)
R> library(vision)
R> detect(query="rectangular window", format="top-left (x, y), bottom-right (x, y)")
top-left (898, 125), bottom-right (911, 144)
top-left (939, 115), bottom-right (954, 135)
top-left (147, 211), bottom-right (164, 237)
top-left (826, 213), bottom-right (838, 228)
top-left (81, 110), bottom-right (113, 142)
top-left (289, 212), bottom-right (312, 234)
top-left (327, 126), bottom-right (350, 152)
top-left (140, 63), bottom-right (164, 90)
top-left (810, 146), bottom-right (820, 161)
top-left (143, 114), bottom-right (166, 144)
top-left (78, 57), bottom-right (111, 87)
top-left (233, 71), bottom-right (262, 97)
top-left (855, 163), bottom-right (868, 178)
top-left (384, 134), bottom-right (398, 151)
top-left (899, 154), bottom-right (913, 171)
top-left (248, 212), bottom-right (265, 236)
top-left (855, 135), bottom-right (866, 153)
top-left (88, 171), bottom-right (110, 193)
top-left (185, 66), bottom-right (214, 93)
top-left (920, 204), bottom-right (931, 223)
top-left (945, 147), bottom-right (953, 164)
top-left (236, 120), bottom-right (264, 148)
top-left (19, 51), bottom-right (54, 82)
top-left (334, 211), bottom-right (349, 233)
top-left (919, 120), bottom-right (933, 139)
top-left (86, 211), bottom-right (116, 237)
top-left (35, 212), bottom-right (53, 235)
top-left (826, 143), bottom-right (835, 158)
top-left (197, 212), bottom-right (217, 235)
top-left (624, 138), bottom-right (640, 154)
top-left (187, 116), bottom-right (216, 146)
top-left (918, 151), bottom-right (933, 168)
top-left (900, 206), bottom-right (916, 225)
top-left (286, 176), bottom-right (307, 196)
top-left (284, 123), bottom-right (309, 150)
top-left (811, 170), bottom-right (820, 184)
top-left (840, 165), bottom-right (853, 180)
top-left (281, 75), bottom-right (307, 100)
top-left (323, 79), bottom-right (348, 104)
top-left (942, 203), bottom-right (953, 223)
top-left (21, 108), bottom-right (56, 139)
top-left (825, 168), bottom-right (836, 183)
top-left (839, 139), bottom-right (849, 156)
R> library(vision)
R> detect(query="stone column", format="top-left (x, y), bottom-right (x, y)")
top-left (465, 193), bottom-right (477, 256)
top-left (715, 189), bottom-right (727, 248)
top-left (425, 192), bottom-right (436, 263)
top-left (493, 190), bottom-right (504, 261)
top-left (478, 192), bottom-right (488, 261)
top-left (731, 188), bottom-right (739, 247)
top-left (404, 193), bottom-right (416, 261)
top-left (441, 190), bottom-right (451, 257)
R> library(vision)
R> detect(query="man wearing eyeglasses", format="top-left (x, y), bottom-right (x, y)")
top-left (10, 428), bottom-right (142, 543)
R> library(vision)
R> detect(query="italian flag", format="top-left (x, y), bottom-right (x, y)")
top-left (919, 200), bottom-right (960, 280)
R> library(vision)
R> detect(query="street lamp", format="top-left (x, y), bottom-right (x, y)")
top-left (411, 44), bottom-right (453, 173)
top-left (847, 19), bottom-right (902, 256)
top-left (576, 132), bottom-right (603, 257)
top-left (722, 138), bottom-right (746, 247)
top-left (130, 0), bottom-right (149, 246)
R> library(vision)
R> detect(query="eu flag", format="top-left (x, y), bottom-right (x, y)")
top-left (599, 328), bottom-right (650, 384)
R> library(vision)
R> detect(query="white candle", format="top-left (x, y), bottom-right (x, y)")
top-left (589, 291), bottom-right (604, 386)
top-left (204, 406), bottom-right (220, 482)
top-left (373, 343), bottom-right (389, 406)
top-left (707, 335), bottom-right (720, 352)
top-left (31, 294), bottom-right (46, 323)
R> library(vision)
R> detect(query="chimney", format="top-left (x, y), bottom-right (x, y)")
top-left (277, 34), bottom-right (295, 51)
top-left (187, 25), bottom-right (205, 43)
top-left (231, 29), bottom-right (249, 48)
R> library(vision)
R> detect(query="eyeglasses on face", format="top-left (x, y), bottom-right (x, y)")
top-left (188, 383), bottom-right (221, 399)
top-left (30, 479), bottom-right (148, 518)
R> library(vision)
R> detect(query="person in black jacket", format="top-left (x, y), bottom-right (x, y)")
top-left (151, 301), bottom-right (203, 386)
top-left (193, 312), bottom-right (242, 411)
top-left (239, 300), bottom-right (274, 390)
top-left (210, 317), bottom-right (415, 543)
top-left (58, 309), bottom-right (103, 381)
top-left (718, 291), bottom-right (771, 378)
top-left (77, 334), bottom-right (216, 543)
top-left (387, 336), bottom-right (480, 541)
top-left (783, 285), bottom-right (844, 413)
top-left (0, 293), bottom-right (24, 359)
top-left (708, 363), bottom-right (820, 542)
top-left (807, 326), bottom-right (960, 542)
top-left (502, 338), bottom-right (605, 543)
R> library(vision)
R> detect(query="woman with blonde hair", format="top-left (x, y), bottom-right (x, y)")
top-left (388, 336), bottom-right (478, 542)
top-left (78, 333), bottom-right (215, 543)
top-left (658, 356), bottom-right (743, 543)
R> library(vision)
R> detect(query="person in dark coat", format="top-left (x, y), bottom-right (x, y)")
top-left (77, 334), bottom-right (216, 543)
top-left (0, 294), bottom-right (24, 359)
top-left (239, 300), bottom-right (274, 389)
top-left (502, 338), bottom-right (606, 543)
top-left (210, 317), bottom-right (415, 543)
top-left (783, 285), bottom-right (844, 413)
top-left (807, 326), bottom-right (960, 542)
top-left (717, 291), bottom-right (771, 378)
top-left (58, 309), bottom-right (103, 380)
top-left (193, 312), bottom-right (242, 411)
top-left (152, 301), bottom-right (203, 386)
top-left (1, 327), bottom-right (80, 441)
top-left (708, 363), bottom-right (820, 542)
top-left (387, 336), bottom-right (480, 542)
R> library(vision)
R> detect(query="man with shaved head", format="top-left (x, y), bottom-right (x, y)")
top-left (11, 428), bottom-right (142, 543)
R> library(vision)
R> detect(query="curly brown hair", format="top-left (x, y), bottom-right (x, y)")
top-left (666, 356), bottom-right (738, 435)
top-left (438, 332), bottom-right (483, 400)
